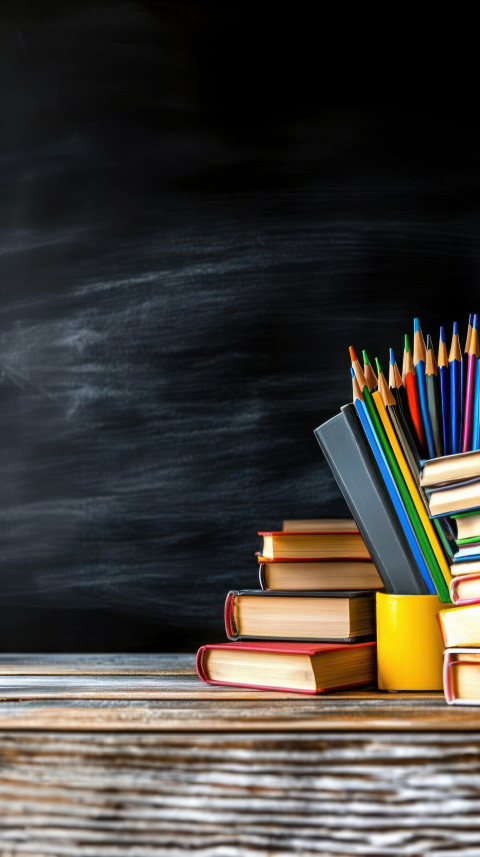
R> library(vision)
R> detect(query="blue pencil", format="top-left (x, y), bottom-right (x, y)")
top-left (438, 326), bottom-right (450, 456)
top-left (449, 321), bottom-right (463, 455)
top-left (413, 318), bottom-right (436, 459)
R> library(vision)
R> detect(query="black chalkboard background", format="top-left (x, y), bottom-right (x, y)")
top-left (0, 5), bottom-right (479, 650)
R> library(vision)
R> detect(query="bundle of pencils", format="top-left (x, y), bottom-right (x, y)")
top-left (350, 316), bottom-right (480, 460)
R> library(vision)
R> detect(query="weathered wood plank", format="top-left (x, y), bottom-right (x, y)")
top-left (2, 732), bottom-right (480, 855)
top-left (0, 653), bottom-right (473, 731)
top-left (0, 695), bottom-right (477, 732)
top-left (0, 653), bottom-right (197, 674)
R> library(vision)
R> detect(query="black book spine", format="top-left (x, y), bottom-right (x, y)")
top-left (314, 405), bottom-right (428, 595)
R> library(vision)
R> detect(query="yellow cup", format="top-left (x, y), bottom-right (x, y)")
top-left (376, 592), bottom-right (452, 691)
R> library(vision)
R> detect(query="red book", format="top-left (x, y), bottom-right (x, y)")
top-left (450, 571), bottom-right (480, 605)
top-left (196, 640), bottom-right (376, 694)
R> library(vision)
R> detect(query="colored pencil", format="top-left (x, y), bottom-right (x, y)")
top-left (425, 334), bottom-right (442, 457)
top-left (449, 321), bottom-right (463, 455)
top-left (362, 349), bottom-right (377, 392)
top-left (349, 346), bottom-right (447, 598)
top-left (437, 326), bottom-right (450, 456)
top-left (465, 313), bottom-right (473, 356)
top-left (462, 313), bottom-right (479, 452)
top-left (388, 348), bottom-right (406, 412)
top-left (376, 358), bottom-right (421, 473)
top-left (472, 359), bottom-right (480, 451)
top-left (462, 314), bottom-right (472, 436)
top-left (351, 369), bottom-right (435, 595)
top-left (372, 390), bottom-right (451, 600)
top-left (402, 333), bottom-right (425, 453)
top-left (413, 318), bottom-right (436, 459)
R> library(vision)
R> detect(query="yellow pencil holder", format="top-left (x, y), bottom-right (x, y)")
top-left (376, 593), bottom-right (452, 691)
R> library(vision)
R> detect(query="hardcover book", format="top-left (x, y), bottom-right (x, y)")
top-left (438, 602), bottom-right (480, 647)
top-left (282, 518), bottom-right (358, 532)
top-left (426, 479), bottom-right (480, 517)
top-left (450, 572), bottom-right (480, 605)
top-left (258, 530), bottom-right (369, 560)
top-left (421, 450), bottom-right (480, 488)
top-left (444, 648), bottom-right (480, 705)
top-left (258, 557), bottom-right (382, 591)
top-left (196, 640), bottom-right (377, 694)
top-left (224, 589), bottom-right (376, 643)
top-left (315, 405), bottom-right (432, 594)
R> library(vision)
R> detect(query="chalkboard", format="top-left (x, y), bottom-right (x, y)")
top-left (0, 5), bottom-right (478, 650)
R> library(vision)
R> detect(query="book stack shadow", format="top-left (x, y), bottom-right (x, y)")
top-left (197, 520), bottom-right (381, 694)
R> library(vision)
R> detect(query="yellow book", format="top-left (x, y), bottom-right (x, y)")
top-left (372, 391), bottom-right (452, 592)
top-left (438, 602), bottom-right (480, 647)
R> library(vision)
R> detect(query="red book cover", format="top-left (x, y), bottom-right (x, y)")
top-left (196, 640), bottom-right (376, 695)
top-left (450, 572), bottom-right (480, 605)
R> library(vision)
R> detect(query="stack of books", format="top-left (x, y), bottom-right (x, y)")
top-left (197, 520), bottom-right (381, 694)
top-left (315, 315), bottom-right (480, 705)
top-left (421, 452), bottom-right (480, 705)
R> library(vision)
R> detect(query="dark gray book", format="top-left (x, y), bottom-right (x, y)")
top-left (314, 404), bottom-right (428, 594)
top-left (225, 589), bottom-right (376, 643)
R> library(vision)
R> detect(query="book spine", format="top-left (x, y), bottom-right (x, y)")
top-left (450, 572), bottom-right (480, 605)
top-left (258, 563), bottom-right (267, 590)
top-left (195, 646), bottom-right (209, 682)
top-left (443, 650), bottom-right (455, 704)
top-left (315, 406), bottom-right (428, 595)
top-left (224, 591), bottom-right (238, 640)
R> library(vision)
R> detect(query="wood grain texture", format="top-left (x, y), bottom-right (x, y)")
top-left (2, 731), bottom-right (480, 855)
top-left (0, 654), bottom-right (474, 731)
top-left (0, 656), bottom-right (479, 855)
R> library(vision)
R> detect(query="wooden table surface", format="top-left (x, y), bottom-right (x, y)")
top-left (1, 654), bottom-right (480, 855)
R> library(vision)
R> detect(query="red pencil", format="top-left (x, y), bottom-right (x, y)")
top-left (402, 333), bottom-right (426, 453)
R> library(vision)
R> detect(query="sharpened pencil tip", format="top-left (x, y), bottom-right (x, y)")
top-left (404, 333), bottom-right (410, 351)
top-left (440, 326), bottom-right (445, 343)
top-left (473, 314), bottom-right (478, 329)
top-left (375, 357), bottom-right (382, 374)
top-left (348, 346), bottom-right (357, 363)
top-left (453, 321), bottom-right (458, 335)
top-left (426, 334), bottom-right (433, 350)
top-left (389, 348), bottom-right (395, 365)
top-left (413, 318), bottom-right (421, 333)
top-left (362, 349), bottom-right (370, 365)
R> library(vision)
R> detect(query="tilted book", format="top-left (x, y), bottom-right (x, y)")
top-left (315, 404), bottom-right (430, 594)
